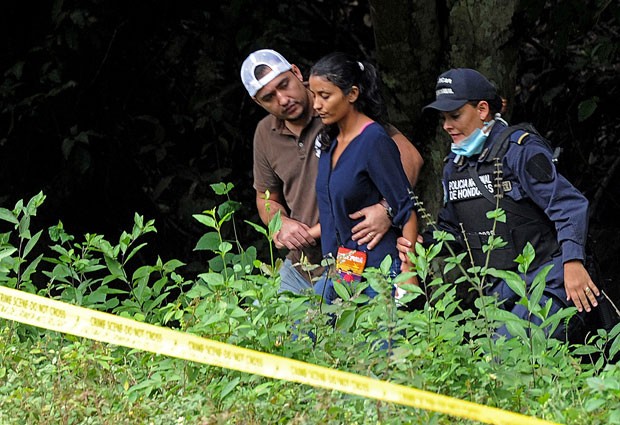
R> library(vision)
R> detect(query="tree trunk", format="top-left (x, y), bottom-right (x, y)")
top-left (448, 0), bottom-right (520, 113)
top-left (370, 0), bottom-right (520, 221)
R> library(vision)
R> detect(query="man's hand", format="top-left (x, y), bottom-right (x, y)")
top-left (350, 203), bottom-right (392, 249)
top-left (274, 216), bottom-right (317, 250)
top-left (564, 260), bottom-right (600, 313)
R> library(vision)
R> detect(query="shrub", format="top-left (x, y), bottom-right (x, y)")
top-left (0, 187), bottom-right (619, 424)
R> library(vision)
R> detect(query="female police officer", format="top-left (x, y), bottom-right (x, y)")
top-left (398, 68), bottom-right (599, 340)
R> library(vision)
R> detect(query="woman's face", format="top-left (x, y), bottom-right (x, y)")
top-left (308, 75), bottom-right (355, 126)
top-left (440, 102), bottom-right (488, 144)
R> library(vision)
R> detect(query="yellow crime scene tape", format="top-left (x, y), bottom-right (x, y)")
top-left (0, 285), bottom-right (559, 425)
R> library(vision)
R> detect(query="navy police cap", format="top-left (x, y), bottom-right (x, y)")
top-left (423, 68), bottom-right (497, 112)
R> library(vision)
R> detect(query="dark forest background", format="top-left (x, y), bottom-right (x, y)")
top-left (1, 1), bottom-right (619, 287)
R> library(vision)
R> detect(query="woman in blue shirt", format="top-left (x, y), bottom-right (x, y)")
top-left (308, 52), bottom-right (418, 302)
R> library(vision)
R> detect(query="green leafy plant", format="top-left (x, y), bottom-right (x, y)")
top-left (1, 189), bottom-right (620, 424)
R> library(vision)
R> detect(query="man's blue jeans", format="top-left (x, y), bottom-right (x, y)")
top-left (278, 258), bottom-right (328, 295)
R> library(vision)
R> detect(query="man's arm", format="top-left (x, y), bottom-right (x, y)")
top-left (256, 191), bottom-right (317, 250)
top-left (351, 132), bottom-right (424, 249)
top-left (391, 132), bottom-right (424, 187)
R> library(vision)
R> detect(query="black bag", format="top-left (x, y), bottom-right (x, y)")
top-left (584, 238), bottom-right (620, 332)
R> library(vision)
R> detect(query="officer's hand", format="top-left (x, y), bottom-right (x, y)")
top-left (396, 236), bottom-right (413, 266)
top-left (564, 260), bottom-right (600, 313)
top-left (350, 204), bottom-right (391, 250)
top-left (274, 216), bottom-right (316, 250)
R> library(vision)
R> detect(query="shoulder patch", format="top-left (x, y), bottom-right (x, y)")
top-left (508, 130), bottom-right (530, 145)
top-left (516, 132), bottom-right (530, 145)
top-left (525, 152), bottom-right (553, 182)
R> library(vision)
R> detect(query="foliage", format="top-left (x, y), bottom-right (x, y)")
top-left (1, 190), bottom-right (620, 424)
top-left (511, 0), bottom-right (620, 286)
top-left (0, 0), bottom-right (376, 271)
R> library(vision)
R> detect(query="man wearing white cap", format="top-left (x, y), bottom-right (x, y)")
top-left (241, 49), bottom-right (423, 294)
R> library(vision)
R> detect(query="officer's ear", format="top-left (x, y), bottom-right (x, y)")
top-left (476, 101), bottom-right (491, 121)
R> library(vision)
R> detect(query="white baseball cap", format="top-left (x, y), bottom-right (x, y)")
top-left (240, 49), bottom-right (292, 97)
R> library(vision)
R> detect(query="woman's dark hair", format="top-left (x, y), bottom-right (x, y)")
top-left (310, 52), bottom-right (387, 150)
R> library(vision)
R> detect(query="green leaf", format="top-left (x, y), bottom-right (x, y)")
top-left (487, 269), bottom-right (526, 298)
top-left (132, 265), bottom-right (154, 281)
top-left (427, 243), bottom-right (443, 261)
top-left (153, 276), bottom-right (168, 295)
top-left (443, 262), bottom-right (456, 274)
top-left (530, 265), bottom-right (553, 307)
top-left (268, 210), bottom-right (282, 236)
top-left (84, 288), bottom-right (108, 306)
top-left (486, 208), bottom-right (506, 223)
top-left (228, 306), bottom-right (247, 319)
top-left (144, 292), bottom-right (170, 312)
top-left (584, 397), bottom-right (606, 412)
top-left (48, 221), bottom-right (74, 243)
top-left (104, 256), bottom-right (127, 283)
top-left (336, 309), bottom-right (356, 331)
top-left (18, 215), bottom-right (31, 239)
top-left (194, 232), bottom-right (221, 251)
top-left (608, 321), bottom-right (620, 339)
top-left (609, 409), bottom-right (620, 424)
top-left (379, 255), bottom-right (392, 275)
top-left (433, 230), bottom-right (455, 242)
top-left (186, 283), bottom-right (211, 298)
top-left (218, 200), bottom-right (241, 219)
top-left (245, 220), bottom-right (268, 237)
top-left (0, 208), bottom-right (18, 225)
top-left (219, 377), bottom-right (240, 401)
top-left (572, 345), bottom-right (600, 355)
top-left (25, 191), bottom-right (45, 215)
top-left (198, 272), bottom-right (224, 287)
top-left (124, 242), bottom-right (148, 263)
top-left (541, 306), bottom-right (576, 332)
top-left (211, 182), bottom-right (234, 196)
top-left (218, 241), bottom-right (233, 254)
top-left (483, 235), bottom-right (507, 253)
top-left (21, 254), bottom-right (43, 282)
top-left (505, 319), bottom-right (528, 341)
top-left (0, 247), bottom-right (18, 261)
top-left (193, 213), bottom-right (216, 229)
top-left (238, 247), bottom-right (257, 274)
top-left (609, 332), bottom-right (620, 359)
top-left (218, 211), bottom-right (235, 227)
top-left (163, 259), bottom-right (185, 273)
top-left (209, 255), bottom-right (225, 273)
top-left (577, 96), bottom-right (598, 122)
top-left (516, 243), bottom-right (536, 274)
top-left (333, 280), bottom-right (350, 301)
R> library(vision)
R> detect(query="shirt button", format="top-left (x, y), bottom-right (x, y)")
top-left (298, 142), bottom-right (304, 148)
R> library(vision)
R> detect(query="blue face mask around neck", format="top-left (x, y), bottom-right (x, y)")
top-left (451, 120), bottom-right (495, 158)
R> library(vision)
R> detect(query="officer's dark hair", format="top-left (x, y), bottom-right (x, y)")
top-left (467, 95), bottom-right (503, 116)
top-left (310, 52), bottom-right (387, 150)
